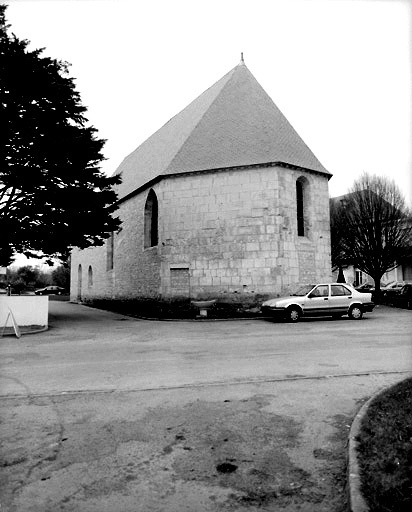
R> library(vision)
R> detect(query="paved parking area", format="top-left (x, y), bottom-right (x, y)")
top-left (0, 302), bottom-right (411, 511)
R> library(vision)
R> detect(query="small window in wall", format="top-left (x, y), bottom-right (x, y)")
top-left (296, 179), bottom-right (305, 236)
top-left (107, 232), bottom-right (114, 270)
top-left (144, 189), bottom-right (158, 248)
top-left (77, 264), bottom-right (82, 301)
top-left (88, 266), bottom-right (93, 288)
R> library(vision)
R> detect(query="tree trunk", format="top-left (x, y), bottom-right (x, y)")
top-left (337, 267), bottom-right (346, 283)
top-left (373, 274), bottom-right (382, 303)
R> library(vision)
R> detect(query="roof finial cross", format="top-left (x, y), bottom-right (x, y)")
top-left (240, 52), bottom-right (244, 64)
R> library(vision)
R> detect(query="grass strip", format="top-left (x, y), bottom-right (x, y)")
top-left (356, 377), bottom-right (412, 511)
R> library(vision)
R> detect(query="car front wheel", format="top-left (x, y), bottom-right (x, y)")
top-left (286, 306), bottom-right (301, 323)
top-left (349, 305), bottom-right (363, 320)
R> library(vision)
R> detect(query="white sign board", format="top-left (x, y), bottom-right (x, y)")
top-left (0, 267), bottom-right (6, 275)
top-left (1, 308), bottom-right (21, 338)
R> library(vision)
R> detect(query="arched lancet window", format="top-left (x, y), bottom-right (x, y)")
top-left (77, 264), bottom-right (82, 300)
top-left (296, 176), bottom-right (309, 237)
top-left (88, 265), bottom-right (93, 288)
top-left (144, 189), bottom-right (158, 248)
top-left (106, 232), bottom-right (114, 270)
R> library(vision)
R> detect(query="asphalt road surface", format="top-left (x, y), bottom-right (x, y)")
top-left (0, 301), bottom-right (411, 511)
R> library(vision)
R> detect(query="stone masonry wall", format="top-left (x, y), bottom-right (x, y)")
top-left (70, 164), bottom-right (331, 302)
top-left (70, 192), bottom-right (161, 301)
top-left (70, 244), bottom-right (113, 301)
top-left (158, 165), bottom-right (331, 298)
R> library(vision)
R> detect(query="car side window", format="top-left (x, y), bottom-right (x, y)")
top-left (331, 285), bottom-right (343, 296)
top-left (312, 285), bottom-right (329, 297)
top-left (401, 285), bottom-right (410, 295)
top-left (331, 285), bottom-right (351, 296)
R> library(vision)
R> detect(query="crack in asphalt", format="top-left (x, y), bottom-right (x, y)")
top-left (0, 369), bottom-right (410, 400)
top-left (6, 394), bottom-right (67, 503)
top-left (0, 376), bottom-right (35, 402)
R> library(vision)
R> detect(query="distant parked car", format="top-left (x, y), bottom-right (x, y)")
top-left (35, 286), bottom-right (66, 296)
top-left (261, 283), bottom-right (375, 322)
top-left (382, 281), bottom-right (412, 300)
top-left (355, 281), bottom-right (389, 292)
top-left (355, 281), bottom-right (389, 301)
top-left (390, 284), bottom-right (412, 310)
top-left (355, 282), bottom-right (376, 293)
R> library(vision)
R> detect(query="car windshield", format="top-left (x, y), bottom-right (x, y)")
top-left (292, 284), bottom-right (316, 296)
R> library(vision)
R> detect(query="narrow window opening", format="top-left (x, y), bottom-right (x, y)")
top-left (77, 264), bottom-right (82, 301)
top-left (296, 180), bottom-right (305, 236)
top-left (88, 266), bottom-right (93, 287)
top-left (144, 190), bottom-right (158, 248)
top-left (106, 232), bottom-right (114, 270)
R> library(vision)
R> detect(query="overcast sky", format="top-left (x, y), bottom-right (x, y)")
top-left (5, 0), bottom-right (412, 266)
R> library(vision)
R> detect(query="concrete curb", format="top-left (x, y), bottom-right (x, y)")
top-left (347, 377), bottom-right (410, 512)
top-left (73, 302), bottom-right (271, 322)
top-left (133, 315), bottom-right (271, 322)
top-left (348, 396), bottom-right (372, 512)
top-left (21, 326), bottom-right (49, 335)
top-left (0, 325), bottom-right (49, 337)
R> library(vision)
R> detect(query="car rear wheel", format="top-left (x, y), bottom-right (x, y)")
top-left (286, 306), bottom-right (300, 323)
top-left (349, 305), bottom-right (363, 320)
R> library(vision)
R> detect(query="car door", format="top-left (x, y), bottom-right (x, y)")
top-left (304, 285), bottom-right (330, 316)
top-left (329, 284), bottom-right (352, 314)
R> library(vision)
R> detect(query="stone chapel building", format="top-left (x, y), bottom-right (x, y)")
top-left (70, 59), bottom-right (332, 303)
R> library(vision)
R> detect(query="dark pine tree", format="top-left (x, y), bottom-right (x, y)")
top-left (0, 5), bottom-right (121, 266)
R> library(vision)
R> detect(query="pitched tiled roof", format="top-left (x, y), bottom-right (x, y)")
top-left (115, 62), bottom-right (330, 200)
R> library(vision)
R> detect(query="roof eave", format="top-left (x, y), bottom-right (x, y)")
top-left (117, 161), bottom-right (332, 205)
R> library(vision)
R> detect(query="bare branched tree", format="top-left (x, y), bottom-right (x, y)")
top-left (330, 173), bottom-right (412, 298)
top-left (330, 199), bottom-right (349, 278)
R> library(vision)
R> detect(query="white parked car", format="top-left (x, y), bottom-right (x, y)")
top-left (261, 283), bottom-right (375, 322)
